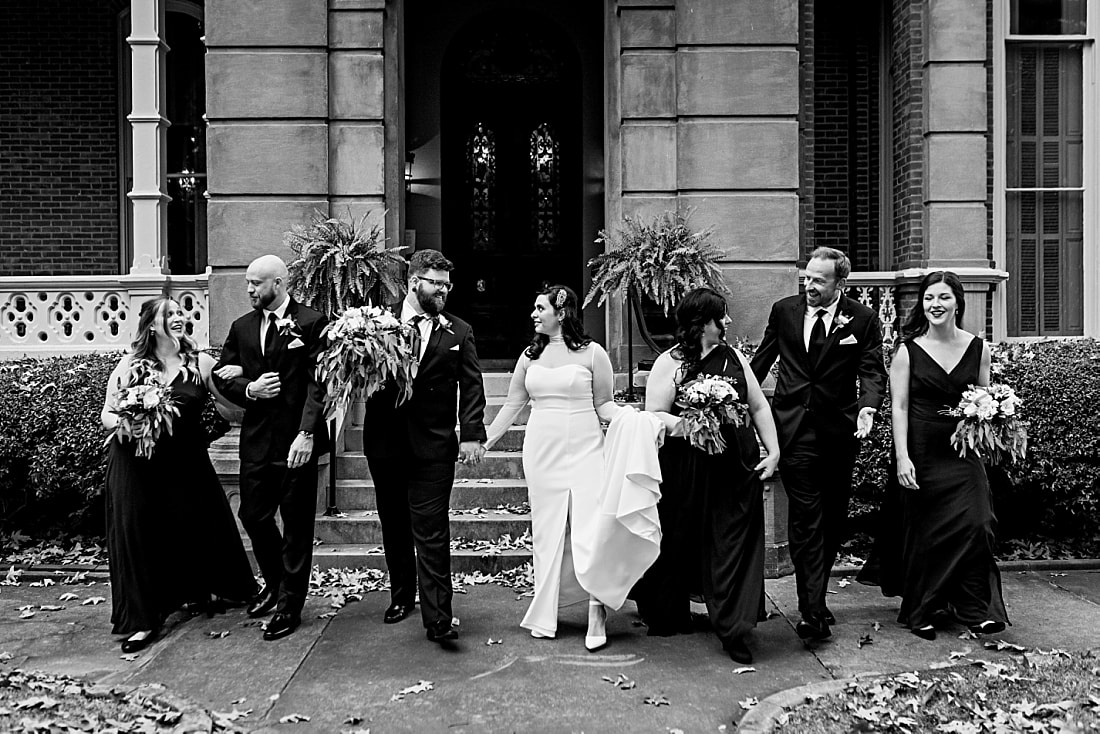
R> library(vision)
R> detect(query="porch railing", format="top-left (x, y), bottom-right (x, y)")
top-left (0, 271), bottom-right (209, 358)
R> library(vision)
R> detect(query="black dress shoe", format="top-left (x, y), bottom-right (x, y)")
top-left (426, 621), bottom-right (458, 643)
top-left (723, 636), bottom-right (753, 664)
top-left (120, 629), bottom-right (158, 653)
top-left (795, 617), bottom-right (831, 641)
top-left (911, 625), bottom-right (936, 641)
top-left (247, 589), bottom-right (278, 618)
top-left (383, 602), bottom-right (414, 624)
top-left (263, 612), bottom-right (301, 641)
top-left (968, 620), bottom-right (1006, 635)
top-left (822, 608), bottom-right (836, 626)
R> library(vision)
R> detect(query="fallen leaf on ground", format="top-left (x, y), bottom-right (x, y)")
top-left (602, 674), bottom-right (635, 690)
top-left (732, 667), bottom-right (756, 675)
top-left (391, 680), bottom-right (434, 701)
top-left (57, 593), bottom-right (78, 602)
top-left (279, 713), bottom-right (311, 723)
top-left (950, 648), bottom-right (972, 660)
top-left (738, 697), bottom-right (759, 710)
top-left (212, 708), bottom-right (252, 722)
top-left (120, 653), bottom-right (140, 662)
top-left (486, 638), bottom-right (502, 646)
top-left (838, 578), bottom-right (851, 587)
top-left (872, 621), bottom-right (881, 631)
top-left (858, 634), bottom-right (873, 648)
top-left (18, 610), bottom-right (35, 619)
top-left (208, 630), bottom-right (231, 639)
top-left (37, 605), bottom-right (64, 611)
top-left (984, 639), bottom-right (1026, 653)
top-left (643, 695), bottom-right (670, 707)
top-left (81, 596), bottom-right (106, 606)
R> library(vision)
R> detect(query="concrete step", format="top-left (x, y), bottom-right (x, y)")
top-left (484, 397), bottom-right (530, 425)
top-left (316, 478), bottom-right (530, 512)
top-left (481, 372), bottom-right (513, 397)
top-left (336, 451), bottom-right (524, 481)
top-left (315, 510), bottom-right (531, 545)
top-left (310, 546), bottom-right (531, 573)
top-left (343, 424), bottom-right (527, 453)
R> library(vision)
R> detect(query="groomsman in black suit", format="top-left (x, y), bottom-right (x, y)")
top-left (750, 247), bottom-right (887, 640)
top-left (215, 254), bottom-right (329, 641)
top-left (362, 249), bottom-right (487, 644)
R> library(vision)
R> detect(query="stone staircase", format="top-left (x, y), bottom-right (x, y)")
top-left (211, 371), bottom-right (792, 577)
top-left (311, 371), bottom-right (536, 573)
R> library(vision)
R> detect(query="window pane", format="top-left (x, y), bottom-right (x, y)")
top-left (1006, 191), bottom-right (1083, 336)
top-left (1011, 0), bottom-right (1087, 34)
top-left (1006, 44), bottom-right (1082, 188)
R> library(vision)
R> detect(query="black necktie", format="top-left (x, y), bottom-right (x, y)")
top-left (809, 309), bottom-right (827, 364)
top-left (263, 312), bottom-right (277, 356)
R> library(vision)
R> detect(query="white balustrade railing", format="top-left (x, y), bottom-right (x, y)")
top-left (0, 271), bottom-right (209, 358)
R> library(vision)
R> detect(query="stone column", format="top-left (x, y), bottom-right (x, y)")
top-left (126, 0), bottom-right (169, 276)
top-left (205, 0), bottom-right (330, 341)
top-left (328, 0), bottom-right (388, 224)
top-left (924, 0), bottom-right (992, 334)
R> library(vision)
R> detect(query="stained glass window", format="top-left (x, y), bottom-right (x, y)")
top-left (530, 122), bottom-right (560, 251)
top-left (468, 122), bottom-right (497, 250)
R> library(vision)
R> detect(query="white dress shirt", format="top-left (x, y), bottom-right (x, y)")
top-left (259, 297), bottom-right (291, 356)
top-left (803, 296), bottom-right (841, 352)
top-left (400, 298), bottom-right (433, 361)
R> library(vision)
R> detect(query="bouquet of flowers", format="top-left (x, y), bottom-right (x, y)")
top-left (675, 375), bottom-right (749, 455)
top-left (943, 383), bottom-right (1028, 465)
top-left (317, 305), bottom-right (420, 421)
top-left (106, 359), bottom-right (180, 459)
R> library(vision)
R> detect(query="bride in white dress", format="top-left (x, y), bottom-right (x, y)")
top-left (484, 285), bottom-right (626, 651)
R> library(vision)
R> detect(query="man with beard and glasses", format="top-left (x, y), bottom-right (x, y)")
top-left (750, 247), bottom-right (886, 642)
top-left (362, 249), bottom-right (487, 644)
top-left (214, 254), bottom-right (329, 641)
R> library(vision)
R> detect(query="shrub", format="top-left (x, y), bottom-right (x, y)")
top-left (0, 350), bottom-right (230, 538)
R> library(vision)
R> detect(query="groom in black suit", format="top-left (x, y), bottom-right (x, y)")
top-left (216, 254), bottom-right (329, 641)
top-left (362, 249), bottom-right (487, 644)
top-left (750, 247), bottom-right (887, 640)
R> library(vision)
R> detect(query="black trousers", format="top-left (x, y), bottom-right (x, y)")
top-left (368, 456), bottom-right (455, 628)
top-left (778, 418), bottom-right (857, 620)
top-left (238, 458), bottom-right (318, 616)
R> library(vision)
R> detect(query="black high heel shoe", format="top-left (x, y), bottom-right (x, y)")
top-left (121, 628), bottom-right (158, 653)
top-left (968, 620), bottom-right (1006, 635)
top-left (911, 625), bottom-right (936, 641)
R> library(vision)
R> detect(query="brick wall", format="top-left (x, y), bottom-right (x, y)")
top-left (0, 0), bottom-right (125, 276)
top-left (811, 9), bottom-right (880, 271)
top-left (890, 0), bottom-right (925, 268)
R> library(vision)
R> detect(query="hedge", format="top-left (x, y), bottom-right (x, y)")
top-left (852, 338), bottom-right (1100, 540)
top-left (0, 351), bottom-right (229, 537)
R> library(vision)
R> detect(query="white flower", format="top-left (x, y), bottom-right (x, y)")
top-left (835, 312), bottom-right (852, 329)
top-left (142, 388), bottom-right (161, 409)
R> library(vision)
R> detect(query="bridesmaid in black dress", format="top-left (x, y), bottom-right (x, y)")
top-left (634, 288), bottom-right (780, 664)
top-left (880, 271), bottom-right (1008, 640)
top-left (101, 297), bottom-right (257, 653)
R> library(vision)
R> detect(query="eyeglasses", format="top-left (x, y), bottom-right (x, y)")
top-left (416, 275), bottom-right (454, 291)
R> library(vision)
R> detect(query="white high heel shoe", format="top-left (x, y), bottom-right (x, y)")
top-left (585, 601), bottom-right (607, 652)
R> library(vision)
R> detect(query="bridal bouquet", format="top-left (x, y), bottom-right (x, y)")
top-left (106, 359), bottom-right (180, 459)
top-left (943, 383), bottom-right (1028, 465)
top-left (317, 305), bottom-right (420, 421)
top-left (675, 375), bottom-right (749, 455)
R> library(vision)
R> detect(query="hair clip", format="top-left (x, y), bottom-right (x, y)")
top-left (555, 289), bottom-right (567, 309)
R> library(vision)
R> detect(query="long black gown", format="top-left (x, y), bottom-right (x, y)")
top-left (634, 344), bottom-right (765, 644)
top-left (106, 371), bottom-right (257, 635)
top-left (863, 337), bottom-right (1008, 630)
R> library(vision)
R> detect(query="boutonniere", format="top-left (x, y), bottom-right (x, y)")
top-left (834, 312), bottom-right (852, 330)
top-left (436, 314), bottom-right (454, 334)
top-left (274, 316), bottom-right (301, 339)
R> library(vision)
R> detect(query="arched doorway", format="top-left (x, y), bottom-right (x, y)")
top-left (440, 12), bottom-right (583, 361)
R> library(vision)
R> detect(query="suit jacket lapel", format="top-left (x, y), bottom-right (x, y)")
top-left (790, 297), bottom-right (812, 370)
top-left (418, 317), bottom-right (447, 373)
top-left (814, 294), bottom-right (850, 369)
top-left (267, 298), bottom-right (298, 370)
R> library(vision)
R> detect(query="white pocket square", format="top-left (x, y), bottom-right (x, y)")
top-left (449, 344), bottom-right (460, 351)
top-left (839, 335), bottom-right (858, 346)
top-left (287, 338), bottom-right (305, 349)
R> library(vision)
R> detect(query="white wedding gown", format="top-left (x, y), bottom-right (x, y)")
top-left (485, 338), bottom-right (621, 636)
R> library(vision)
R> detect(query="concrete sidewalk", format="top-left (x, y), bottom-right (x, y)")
top-left (1, 567), bottom-right (1098, 732)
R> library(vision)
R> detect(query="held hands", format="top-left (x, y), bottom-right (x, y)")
top-left (896, 456), bottom-right (919, 491)
top-left (214, 364), bottom-right (244, 381)
top-left (287, 433), bottom-right (313, 469)
top-left (458, 440), bottom-right (485, 466)
top-left (754, 451), bottom-right (779, 480)
top-left (854, 407), bottom-right (876, 439)
top-left (249, 372), bottom-right (281, 399)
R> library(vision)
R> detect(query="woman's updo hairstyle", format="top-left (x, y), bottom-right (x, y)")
top-left (525, 284), bottom-right (593, 359)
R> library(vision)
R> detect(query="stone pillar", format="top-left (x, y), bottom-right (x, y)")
top-left (205, 0), bottom-right (330, 342)
top-left (924, 0), bottom-right (992, 332)
top-left (328, 0), bottom-right (387, 224)
top-left (127, 0), bottom-right (169, 276)
top-left (674, 0), bottom-right (800, 342)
